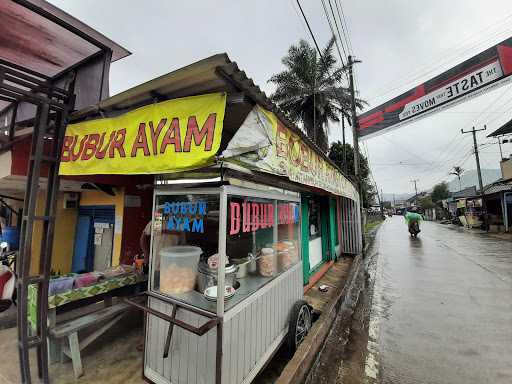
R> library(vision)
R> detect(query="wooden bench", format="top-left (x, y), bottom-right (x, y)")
top-left (49, 302), bottom-right (130, 378)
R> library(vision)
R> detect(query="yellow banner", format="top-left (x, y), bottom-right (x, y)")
top-left (59, 93), bottom-right (226, 175)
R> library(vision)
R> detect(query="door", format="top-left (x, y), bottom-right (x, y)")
top-left (72, 215), bottom-right (93, 273)
top-left (93, 224), bottom-right (114, 271)
top-left (505, 193), bottom-right (512, 231)
top-left (72, 205), bottom-right (115, 273)
top-left (308, 198), bottom-right (323, 270)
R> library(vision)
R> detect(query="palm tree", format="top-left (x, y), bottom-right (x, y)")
top-left (450, 166), bottom-right (464, 191)
top-left (269, 37), bottom-right (365, 152)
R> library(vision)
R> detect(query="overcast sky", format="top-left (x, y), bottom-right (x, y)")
top-left (49, 0), bottom-right (512, 194)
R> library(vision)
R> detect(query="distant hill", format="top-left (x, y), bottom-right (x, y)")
top-left (381, 169), bottom-right (501, 202)
top-left (447, 169), bottom-right (501, 192)
top-left (382, 192), bottom-right (413, 203)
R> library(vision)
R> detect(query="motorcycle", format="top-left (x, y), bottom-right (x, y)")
top-left (408, 221), bottom-right (421, 238)
top-left (0, 241), bottom-right (17, 312)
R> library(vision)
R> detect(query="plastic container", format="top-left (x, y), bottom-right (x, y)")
top-left (48, 276), bottom-right (74, 295)
top-left (159, 246), bottom-right (202, 294)
top-left (73, 272), bottom-right (102, 288)
top-left (258, 247), bottom-right (276, 277)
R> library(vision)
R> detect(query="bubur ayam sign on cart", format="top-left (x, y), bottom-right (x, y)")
top-left (59, 93), bottom-right (226, 175)
top-left (358, 36), bottom-right (512, 139)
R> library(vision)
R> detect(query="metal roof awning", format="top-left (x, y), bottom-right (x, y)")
top-left (69, 53), bottom-right (353, 185)
top-left (487, 117), bottom-right (512, 137)
top-left (484, 181), bottom-right (512, 195)
top-left (0, 0), bottom-right (130, 113)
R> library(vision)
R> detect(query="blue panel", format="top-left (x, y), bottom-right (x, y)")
top-left (72, 215), bottom-right (92, 273)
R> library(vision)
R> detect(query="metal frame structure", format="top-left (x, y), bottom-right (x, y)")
top-left (0, 58), bottom-right (76, 383)
top-left (0, 2), bottom-right (130, 382)
top-left (134, 182), bottom-right (302, 384)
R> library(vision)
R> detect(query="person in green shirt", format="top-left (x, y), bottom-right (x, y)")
top-left (405, 208), bottom-right (423, 236)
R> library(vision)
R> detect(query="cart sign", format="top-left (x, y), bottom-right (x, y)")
top-left (59, 93), bottom-right (226, 175)
top-left (358, 36), bottom-right (512, 139)
top-left (223, 106), bottom-right (359, 201)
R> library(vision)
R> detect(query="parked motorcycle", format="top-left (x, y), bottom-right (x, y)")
top-left (0, 241), bottom-right (17, 312)
top-left (408, 221), bottom-right (421, 238)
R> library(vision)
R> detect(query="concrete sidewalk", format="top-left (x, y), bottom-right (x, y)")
top-left (0, 313), bottom-right (143, 384)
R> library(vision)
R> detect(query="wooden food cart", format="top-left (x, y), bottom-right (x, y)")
top-left (59, 54), bottom-right (361, 384)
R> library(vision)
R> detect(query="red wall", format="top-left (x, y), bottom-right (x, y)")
top-left (119, 180), bottom-right (153, 265)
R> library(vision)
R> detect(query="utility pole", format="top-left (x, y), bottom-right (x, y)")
top-left (380, 188), bottom-right (385, 217)
top-left (497, 137), bottom-right (504, 160)
top-left (348, 55), bottom-right (362, 180)
top-left (461, 126), bottom-right (486, 194)
top-left (347, 55), bottom-right (365, 252)
top-left (341, 113), bottom-right (347, 173)
top-left (461, 125), bottom-right (487, 229)
top-left (410, 179), bottom-right (419, 205)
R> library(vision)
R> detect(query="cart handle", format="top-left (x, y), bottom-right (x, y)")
top-left (122, 295), bottom-right (220, 336)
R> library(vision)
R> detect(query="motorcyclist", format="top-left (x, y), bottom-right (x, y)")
top-left (405, 207), bottom-right (423, 236)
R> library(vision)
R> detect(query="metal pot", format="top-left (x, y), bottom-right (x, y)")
top-left (233, 254), bottom-right (257, 278)
top-left (197, 261), bottom-right (238, 292)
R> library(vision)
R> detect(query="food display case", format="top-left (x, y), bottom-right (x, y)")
top-left (133, 183), bottom-right (310, 384)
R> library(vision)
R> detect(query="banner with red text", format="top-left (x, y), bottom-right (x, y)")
top-left (358, 36), bottom-right (512, 138)
top-left (59, 93), bottom-right (226, 175)
top-left (222, 106), bottom-right (359, 201)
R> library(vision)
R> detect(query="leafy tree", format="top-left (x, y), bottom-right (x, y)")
top-left (328, 141), bottom-right (375, 208)
top-left (269, 37), bottom-right (365, 152)
top-left (431, 182), bottom-right (450, 202)
top-left (382, 201), bottom-right (392, 209)
top-left (418, 195), bottom-right (435, 210)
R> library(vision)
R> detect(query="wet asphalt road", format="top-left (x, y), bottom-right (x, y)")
top-left (366, 217), bottom-right (512, 384)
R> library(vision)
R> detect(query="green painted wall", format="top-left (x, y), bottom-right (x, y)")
top-left (301, 195), bottom-right (310, 285)
top-left (320, 198), bottom-right (330, 263)
top-left (301, 195), bottom-right (340, 284)
top-left (329, 198), bottom-right (338, 260)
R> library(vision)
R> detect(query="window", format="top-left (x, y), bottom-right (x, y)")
top-left (151, 193), bottom-right (219, 312)
top-left (149, 188), bottom-right (301, 313)
top-left (226, 194), bottom-right (301, 308)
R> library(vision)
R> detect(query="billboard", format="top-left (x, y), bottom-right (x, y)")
top-left (358, 37), bottom-right (512, 139)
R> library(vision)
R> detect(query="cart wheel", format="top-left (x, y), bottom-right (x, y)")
top-left (287, 300), bottom-right (312, 353)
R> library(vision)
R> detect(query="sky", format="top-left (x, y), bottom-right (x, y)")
top-left (49, 0), bottom-right (512, 194)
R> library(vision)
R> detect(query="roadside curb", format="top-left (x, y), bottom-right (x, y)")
top-left (275, 257), bottom-right (364, 384)
top-left (275, 223), bottom-right (381, 384)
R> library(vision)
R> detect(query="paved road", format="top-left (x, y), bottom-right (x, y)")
top-left (365, 217), bottom-right (512, 384)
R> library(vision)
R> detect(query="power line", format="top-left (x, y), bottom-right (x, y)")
top-left (327, 0), bottom-right (348, 61)
top-left (295, 0), bottom-right (326, 66)
top-left (288, 0), bottom-right (314, 38)
top-left (364, 13), bottom-right (512, 102)
top-left (334, 0), bottom-right (354, 54)
top-left (320, 0), bottom-right (346, 67)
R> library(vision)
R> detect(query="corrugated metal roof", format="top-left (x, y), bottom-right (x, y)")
top-left (487, 117), bottom-right (512, 137)
top-left (0, 0), bottom-right (129, 78)
top-left (484, 182), bottom-right (512, 195)
top-left (452, 186), bottom-right (478, 199)
top-left (70, 53), bottom-right (354, 183)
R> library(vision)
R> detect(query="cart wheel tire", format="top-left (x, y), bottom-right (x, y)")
top-left (287, 300), bottom-right (312, 354)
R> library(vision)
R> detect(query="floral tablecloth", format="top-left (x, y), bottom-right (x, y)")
top-left (28, 273), bottom-right (143, 329)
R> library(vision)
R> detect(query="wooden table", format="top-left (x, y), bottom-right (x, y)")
top-left (28, 273), bottom-right (147, 363)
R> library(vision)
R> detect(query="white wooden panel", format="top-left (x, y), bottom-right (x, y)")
top-left (223, 264), bottom-right (303, 383)
top-left (309, 237), bottom-right (323, 269)
top-left (145, 264), bottom-right (302, 384)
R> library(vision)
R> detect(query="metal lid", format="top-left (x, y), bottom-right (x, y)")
top-left (198, 260), bottom-right (238, 275)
